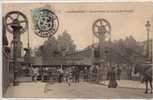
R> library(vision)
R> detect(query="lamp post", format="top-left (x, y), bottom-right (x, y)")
top-left (145, 20), bottom-right (151, 62)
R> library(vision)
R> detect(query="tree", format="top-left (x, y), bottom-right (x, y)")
top-left (35, 45), bottom-right (43, 57)
top-left (35, 36), bottom-right (60, 57)
top-left (57, 30), bottom-right (76, 55)
top-left (35, 31), bottom-right (76, 57)
top-left (109, 36), bottom-right (145, 65)
top-left (43, 36), bottom-right (60, 57)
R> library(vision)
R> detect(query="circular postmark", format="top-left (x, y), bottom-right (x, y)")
top-left (33, 9), bottom-right (59, 38)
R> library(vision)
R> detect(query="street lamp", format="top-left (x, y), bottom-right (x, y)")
top-left (145, 20), bottom-right (151, 61)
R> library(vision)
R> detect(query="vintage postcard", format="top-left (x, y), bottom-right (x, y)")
top-left (2, 1), bottom-right (153, 99)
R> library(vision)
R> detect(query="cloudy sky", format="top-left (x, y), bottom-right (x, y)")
top-left (3, 2), bottom-right (153, 50)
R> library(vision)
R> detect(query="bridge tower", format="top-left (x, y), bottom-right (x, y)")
top-left (92, 18), bottom-right (112, 66)
top-left (5, 11), bottom-right (28, 85)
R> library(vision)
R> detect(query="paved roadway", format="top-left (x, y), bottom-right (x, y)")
top-left (4, 81), bottom-right (153, 99)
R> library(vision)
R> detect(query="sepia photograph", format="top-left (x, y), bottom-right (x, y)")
top-left (2, 1), bottom-right (153, 99)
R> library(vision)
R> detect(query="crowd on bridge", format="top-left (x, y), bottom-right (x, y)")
top-left (30, 64), bottom-right (124, 87)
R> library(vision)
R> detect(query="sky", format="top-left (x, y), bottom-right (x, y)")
top-left (3, 2), bottom-right (153, 50)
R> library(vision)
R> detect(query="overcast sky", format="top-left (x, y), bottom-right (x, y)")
top-left (3, 2), bottom-right (153, 50)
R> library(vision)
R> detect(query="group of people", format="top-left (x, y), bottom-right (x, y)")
top-left (31, 67), bottom-right (49, 82)
top-left (31, 64), bottom-right (123, 88)
top-left (57, 66), bottom-right (80, 86)
top-left (31, 66), bottom-right (81, 86)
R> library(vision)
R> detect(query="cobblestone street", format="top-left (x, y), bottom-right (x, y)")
top-left (4, 80), bottom-right (153, 99)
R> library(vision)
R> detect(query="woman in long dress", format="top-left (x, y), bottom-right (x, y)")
top-left (108, 67), bottom-right (118, 88)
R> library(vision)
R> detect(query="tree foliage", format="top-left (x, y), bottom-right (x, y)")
top-left (57, 30), bottom-right (76, 55)
top-left (35, 31), bottom-right (76, 57)
top-left (92, 35), bottom-right (145, 65)
top-left (107, 36), bottom-right (145, 64)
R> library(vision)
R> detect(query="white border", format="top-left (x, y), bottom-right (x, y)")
top-left (1, 0), bottom-right (153, 3)
top-left (0, 0), bottom-right (153, 100)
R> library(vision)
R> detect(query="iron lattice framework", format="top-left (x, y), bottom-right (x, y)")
top-left (5, 11), bottom-right (28, 34)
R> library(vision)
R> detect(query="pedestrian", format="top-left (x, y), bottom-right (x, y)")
top-left (75, 67), bottom-right (80, 83)
top-left (43, 67), bottom-right (49, 81)
top-left (96, 65), bottom-right (100, 83)
top-left (65, 68), bottom-right (72, 86)
top-left (86, 67), bottom-right (89, 82)
top-left (32, 67), bottom-right (39, 82)
top-left (92, 65), bottom-right (97, 82)
top-left (84, 67), bottom-right (88, 82)
top-left (127, 66), bottom-right (132, 80)
top-left (57, 67), bottom-right (64, 83)
top-left (117, 65), bottom-right (121, 80)
top-left (71, 66), bottom-right (75, 82)
top-left (108, 67), bottom-right (118, 88)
